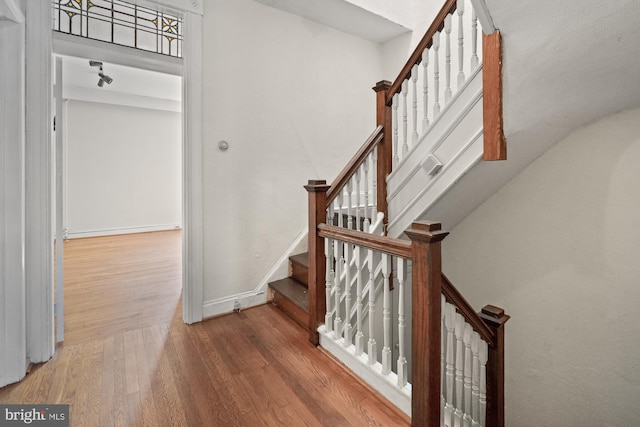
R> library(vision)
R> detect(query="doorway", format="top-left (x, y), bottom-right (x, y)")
top-left (53, 54), bottom-right (183, 344)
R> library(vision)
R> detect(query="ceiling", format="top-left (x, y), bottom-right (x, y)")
top-left (60, 55), bottom-right (181, 112)
top-left (251, 0), bottom-right (410, 43)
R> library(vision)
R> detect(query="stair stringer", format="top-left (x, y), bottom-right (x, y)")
top-left (387, 66), bottom-right (484, 238)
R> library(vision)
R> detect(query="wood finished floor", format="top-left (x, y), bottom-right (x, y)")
top-left (0, 231), bottom-right (409, 426)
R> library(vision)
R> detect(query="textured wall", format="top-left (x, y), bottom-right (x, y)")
top-left (443, 107), bottom-right (640, 425)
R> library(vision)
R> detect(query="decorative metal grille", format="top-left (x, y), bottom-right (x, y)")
top-left (52, 0), bottom-right (183, 58)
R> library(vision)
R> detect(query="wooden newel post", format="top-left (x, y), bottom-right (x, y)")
top-left (404, 221), bottom-right (449, 427)
top-left (373, 80), bottom-right (392, 224)
top-left (481, 305), bottom-right (510, 427)
top-left (304, 180), bottom-right (330, 346)
top-left (482, 30), bottom-right (507, 161)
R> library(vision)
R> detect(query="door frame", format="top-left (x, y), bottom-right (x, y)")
top-left (26, 0), bottom-right (205, 365)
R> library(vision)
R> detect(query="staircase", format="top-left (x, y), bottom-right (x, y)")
top-left (268, 0), bottom-right (509, 425)
top-left (268, 253), bottom-right (309, 329)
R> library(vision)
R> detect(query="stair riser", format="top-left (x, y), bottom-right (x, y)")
top-left (272, 290), bottom-right (309, 329)
top-left (291, 262), bottom-right (308, 286)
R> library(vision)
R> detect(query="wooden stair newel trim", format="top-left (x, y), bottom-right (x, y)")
top-left (404, 221), bottom-right (449, 427)
top-left (482, 30), bottom-right (507, 161)
top-left (480, 304), bottom-right (510, 427)
top-left (304, 180), bottom-right (330, 346)
top-left (373, 80), bottom-right (392, 227)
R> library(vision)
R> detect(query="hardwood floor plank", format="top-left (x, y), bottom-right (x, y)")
top-left (101, 335), bottom-right (116, 427)
top-left (113, 353), bottom-right (129, 427)
top-left (0, 231), bottom-right (408, 426)
top-left (134, 328), bottom-right (159, 427)
top-left (124, 330), bottom-right (140, 395)
top-left (74, 340), bottom-right (103, 427)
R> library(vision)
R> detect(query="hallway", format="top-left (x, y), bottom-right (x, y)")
top-left (1, 231), bottom-right (408, 426)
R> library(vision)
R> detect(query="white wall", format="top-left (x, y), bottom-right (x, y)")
top-left (65, 101), bottom-right (181, 237)
top-left (442, 107), bottom-right (640, 425)
top-left (200, 0), bottom-right (384, 306)
top-left (0, 1), bottom-right (27, 387)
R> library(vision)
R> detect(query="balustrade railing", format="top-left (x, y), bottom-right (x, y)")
top-left (388, 0), bottom-right (484, 167)
top-left (442, 296), bottom-right (489, 426)
top-left (305, 220), bottom-right (508, 426)
top-left (325, 125), bottom-right (386, 234)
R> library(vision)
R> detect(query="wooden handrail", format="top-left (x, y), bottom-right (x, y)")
top-left (326, 126), bottom-right (384, 205)
top-left (386, 0), bottom-right (458, 105)
top-left (318, 223), bottom-right (411, 259)
top-left (441, 273), bottom-right (495, 345)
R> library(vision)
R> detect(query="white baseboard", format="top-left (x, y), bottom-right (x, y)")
top-left (202, 290), bottom-right (268, 319)
top-left (202, 228), bottom-right (308, 319)
top-left (66, 224), bottom-right (182, 239)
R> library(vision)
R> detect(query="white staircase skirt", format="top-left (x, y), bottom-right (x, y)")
top-left (318, 325), bottom-right (412, 416)
top-left (387, 66), bottom-right (483, 238)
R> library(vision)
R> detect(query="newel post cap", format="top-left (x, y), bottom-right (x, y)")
top-left (404, 220), bottom-right (449, 243)
top-left (481, 304), bottom-right (510, 327)
top-left (304, 180), bottom-right (330, 193)
top-left (373, 80), bottom-right (392, 92)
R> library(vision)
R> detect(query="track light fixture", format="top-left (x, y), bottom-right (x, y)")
top-left (89, 60), bottom-right (114, 87)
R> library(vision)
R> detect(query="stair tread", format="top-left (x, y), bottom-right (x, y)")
top-left (289, 252), bottom-right (308, 269)
top-left (269, 277), bottom-right (309, 311)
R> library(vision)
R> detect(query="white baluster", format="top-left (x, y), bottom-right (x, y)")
top-left (422, 49), bottom-right (430, 132)
top-left (371, 150), bottom-right (378, 219)
top-left (324, 232), bottom-right (334, 333)
top-left (367, 248), bottom-right (377, 365)
top-left (354, 168), bottom-right (361, 231)
top-left (397, 258), bottom-right (408, 387)
top-left (337, 192), bottom-right (343, 229)
top-left (463, 324), bottom-right (473, 427)
top-left (479, 339), bottom-right (488, 427)
top-left (457, 0), bottom-right (466, 88)
top-left (444, 14), bottom-right (453, 104)
top-left (333, 233), bottom-right (343, 340)
top-left (362, 157), bottom-right (370, 232)
top-left (355, 246), bottom-right (365, 355)
top-left (441, 295), bottom-right (447, 427)
top-left (454, 313), bottom-right (465, 425)
top-left (401, 79), bottom-right (409, 157)
top-left (392, 93), bottom-right (399, 167)
top-left (471, 332), bottom-right (480, 425)
top-left (346, 178), bottom-right (353, 230)
top-left (411, 64), bottom-right (419, 144)
top-left (381, 253), bottom-right (392, 375)
top-left (444, 303), bottom-right (456, 426)
top-left (433, 31), bottom-right (441, 117)
top-left (471, 9), bottom-right (479, 70)
top-left (343, 242), bottom-right (353, 346)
